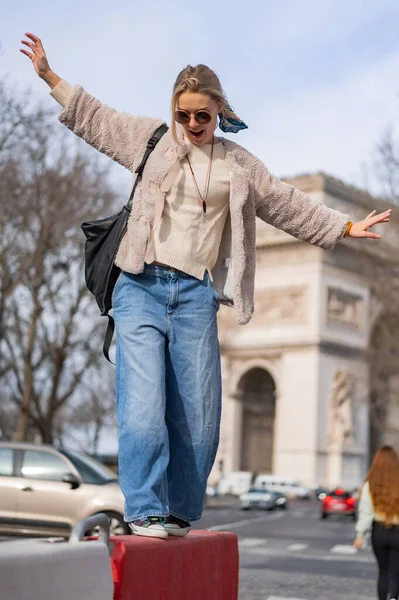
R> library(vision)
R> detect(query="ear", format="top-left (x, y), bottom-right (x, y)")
top-left (217, 100), bottom-right (225, 115)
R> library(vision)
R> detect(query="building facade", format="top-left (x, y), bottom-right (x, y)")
top-left (211, 173), bottom-right (397, 490)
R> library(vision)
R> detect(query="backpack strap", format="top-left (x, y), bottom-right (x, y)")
top-left (103, 315), bottom-right (115, 363)
top-left (126, 123), bottom-right (169, 211)
top-left (105, 123), bottom-right (168, 363)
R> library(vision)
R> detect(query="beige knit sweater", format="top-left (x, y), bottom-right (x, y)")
top-left (50, 81), bottom-right (350, 325)
top-left (51, 81), bottom-right (230, 280)
top-left (149, 141), bottom-right (229, 278)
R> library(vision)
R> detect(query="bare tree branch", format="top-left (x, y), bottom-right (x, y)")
top-left (0, 76), bottom-right (118, 443)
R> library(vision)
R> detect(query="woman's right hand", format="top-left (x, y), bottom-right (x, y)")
top-left (353, 536), bottom-right (363, 550)
top-left (20, 33), bottom-right (61, 88)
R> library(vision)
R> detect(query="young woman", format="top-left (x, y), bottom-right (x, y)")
top-left (354, 446), bottom-right (399, 600)
top-left (21, 32), bottom-right (391, 540)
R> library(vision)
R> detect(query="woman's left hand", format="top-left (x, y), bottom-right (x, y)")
top-left (349, 209), bottom-right (392, 239)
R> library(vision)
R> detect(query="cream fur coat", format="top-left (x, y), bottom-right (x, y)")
top-left (58, 86), bottom-right (349, 325)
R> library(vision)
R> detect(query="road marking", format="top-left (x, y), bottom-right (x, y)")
top-left (268, 596), bottom-right (307, 600)
top-left (209, 511), bottom-right (284, 531)
top-left (244, 547), bottom-right (373, 563)
top-left (239, 538), bottom-right (266, 548)
top-left (247, 547), bottom-right (271, 556)
top-left (287, 543), bottom-right (308, 551)
top-left (330, 544), bottom-right (357, 555)
top-left (291, 510), bottom-right (304, 517)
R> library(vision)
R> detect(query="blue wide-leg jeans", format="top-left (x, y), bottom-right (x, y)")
top-left (113, 264), bottom-right (222, 523)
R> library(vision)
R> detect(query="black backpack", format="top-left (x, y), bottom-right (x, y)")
top-left (81, 124), bottom-right (168, 362)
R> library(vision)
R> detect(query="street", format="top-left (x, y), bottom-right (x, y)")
top-left (196, 500), bottom-right (377, 600)
top-left (0, 500), bottom-right (377, 599)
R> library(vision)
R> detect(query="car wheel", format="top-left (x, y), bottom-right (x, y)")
top-left (320, 512), bottom-right (328, 520)
top-left (106, 511), bottom-right (131, 535)
top-left (240, 507), bottom-right (250, 511)
top-left (88, 511), bottom-right (130, 536)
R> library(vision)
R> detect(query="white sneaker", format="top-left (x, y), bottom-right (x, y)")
top-left (129, 517), bottom-right (168, 539)
top-left (163, 516), bottom-right (191, 537)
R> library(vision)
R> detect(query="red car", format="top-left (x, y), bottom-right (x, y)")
top-left (320, 488), bottom-right (357, 520)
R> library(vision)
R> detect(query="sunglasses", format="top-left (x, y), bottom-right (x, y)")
top-left (174, 109), bottom-right (212, 125)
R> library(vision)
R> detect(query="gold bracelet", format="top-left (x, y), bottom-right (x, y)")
top-left (343, 221), bottom-right (353, 238)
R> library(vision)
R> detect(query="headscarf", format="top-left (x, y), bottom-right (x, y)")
top-left (218, 104), bottom-right (248, 133)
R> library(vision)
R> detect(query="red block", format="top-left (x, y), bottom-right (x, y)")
top-left (110, 530), bottom-right (238, 600)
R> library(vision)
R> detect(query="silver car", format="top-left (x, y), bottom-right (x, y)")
top-left (239, 487), bottom-right (276, 510)
top-left (0, 442), bottom-right (129, 537)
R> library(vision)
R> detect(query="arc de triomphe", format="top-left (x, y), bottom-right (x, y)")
top-left (211, 173), bottom-right (397, 490)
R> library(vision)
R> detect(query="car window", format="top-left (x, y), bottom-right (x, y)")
top-left (22, 450), bottom-right (70, 481)
top-left (0, 448), bottom-right (13, 476)
top-left (60, 450), bottom-right (118, 485)
top-left (328, 490), bottom-right (351, 499)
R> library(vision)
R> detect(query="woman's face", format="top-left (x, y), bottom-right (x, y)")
top-left (176, 92), bottom-right (220, 146)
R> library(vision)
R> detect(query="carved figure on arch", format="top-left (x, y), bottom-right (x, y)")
top-left (329, 370), bottom-right (356, 445)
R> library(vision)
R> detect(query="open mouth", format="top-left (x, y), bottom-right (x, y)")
top-left (189, 129), bottom-right (205, 139)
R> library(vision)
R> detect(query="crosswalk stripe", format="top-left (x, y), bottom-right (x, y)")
top-left (330, 544), bottom-right (357, 554)
top-left (239, 538), bottom-right (266, 548)
top-left (238, 540), bottom-right (372, 563)
top-left (287, 543), bottom-right (308, 551)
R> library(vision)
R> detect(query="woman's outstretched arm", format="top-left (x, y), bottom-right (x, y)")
top-left (20, 32), bottom-right (164, 171)
top-left (253, 162), bottom-right (391, 249)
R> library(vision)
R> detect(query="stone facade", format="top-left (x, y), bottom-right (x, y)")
top-left (211, 173), bottom-right (398, 490)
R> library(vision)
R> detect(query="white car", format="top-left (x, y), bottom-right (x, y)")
top-left (254, 474), bottom-right (311, 499)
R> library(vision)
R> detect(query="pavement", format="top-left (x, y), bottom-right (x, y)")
top-left (195, 499), bottom-right (377, 600)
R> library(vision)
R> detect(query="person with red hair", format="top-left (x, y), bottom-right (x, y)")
top-left (354, 446), bottom-right (399, 600)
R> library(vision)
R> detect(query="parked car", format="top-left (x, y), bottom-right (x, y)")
top-left (0, 442), bottom-right (129, 537)
top-left (320, 488), bottom-right (357, 520)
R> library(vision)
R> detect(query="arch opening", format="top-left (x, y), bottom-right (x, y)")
top-left (236, 368), bottom-right (276, 473)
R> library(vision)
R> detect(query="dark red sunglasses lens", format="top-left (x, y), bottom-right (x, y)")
top-left (175, 111), bottom-right (189, 124)
top-left (195, 112), bottom-right (212, 124)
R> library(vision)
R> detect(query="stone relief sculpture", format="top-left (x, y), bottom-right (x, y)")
top-left (329, 370), bottom-right (356, 445)
top-left (254, 286), bottom-right (307, 324)
top-left (327, 288), bottom-right (364, 331)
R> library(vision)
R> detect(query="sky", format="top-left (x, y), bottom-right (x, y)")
top-left (3, 0), bottom-right (399, 199)
top-left (3, 0), bottom-right (399, 452)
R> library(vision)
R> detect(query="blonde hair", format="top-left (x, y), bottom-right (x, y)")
top-left (366, 446), bottom-right (399, 526)
top-left (171, 64), bottom-right (228, 143)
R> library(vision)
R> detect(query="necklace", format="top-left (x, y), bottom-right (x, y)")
top-left (186, 137), bottom-right (214, 221)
